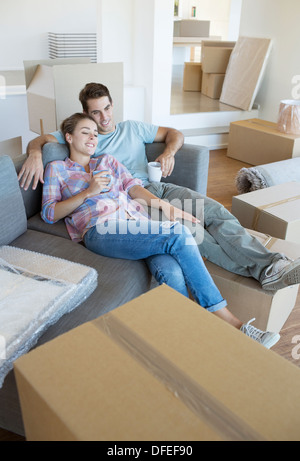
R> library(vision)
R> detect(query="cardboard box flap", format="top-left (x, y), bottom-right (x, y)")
top-left (247, 228), bottom-right (300, 259)
top-left (23, 60), bottom-right (124, 134)
top-left (23, 58), bottom-right (91, 89)
top-left (27, 65), bottom-right (55, 99)
top-left (0, 136), bottom-right (22, 157)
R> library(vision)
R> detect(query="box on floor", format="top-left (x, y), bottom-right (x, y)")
top-left (183, 62), bottom-right (202, 92)
top-left (231, 182), bottom-right (300, 244)
top-left (201, 73), bottom-right (225, 99)
top-left (14, 285), bottom-right (300, 441)
top-left (227, 119), bottom-right (300, 165)
top-left (205, 228), bottom-right (300, 333)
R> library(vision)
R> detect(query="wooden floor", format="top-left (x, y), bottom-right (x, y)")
top-left (1, 148), bottom-right (300, 441)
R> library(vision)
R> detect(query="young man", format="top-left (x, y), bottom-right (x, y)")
top-left (19, 82), bottom-right (300, 292)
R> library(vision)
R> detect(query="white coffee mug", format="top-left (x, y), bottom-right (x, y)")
top-left (147, 162), bottom-right (162, 182)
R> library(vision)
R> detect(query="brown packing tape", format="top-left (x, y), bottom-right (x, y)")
top-left (253, 232), bottom-right (278, 250)
top-left (252, 195), bottom-right (300, 230)
top-left (93, 314), bottom-right (265, 441)
top-left (264, 237), bottom-right (278, 250)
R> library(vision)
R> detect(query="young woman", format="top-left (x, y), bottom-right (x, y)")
top-left (41, 113), bottom-right (280, 349)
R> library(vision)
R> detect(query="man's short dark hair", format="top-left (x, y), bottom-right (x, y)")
top-left (79, 83), bottom-right (113, 112)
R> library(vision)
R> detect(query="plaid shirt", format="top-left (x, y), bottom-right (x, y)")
top-left (42, 155), bottom-right (149, 242)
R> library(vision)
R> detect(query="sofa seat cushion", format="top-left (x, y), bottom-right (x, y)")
top-left (0, 155), bottom-right (27, 245)
top-left (28, 213), bottom-right (71, 240)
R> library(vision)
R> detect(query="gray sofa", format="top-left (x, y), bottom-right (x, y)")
top-left (0, 141), bottom-right (209, 436)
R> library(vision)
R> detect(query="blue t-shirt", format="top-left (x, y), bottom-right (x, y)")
top-left (52, 120), bottom-right (158, 185)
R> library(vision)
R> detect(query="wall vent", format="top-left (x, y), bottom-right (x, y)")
top-left (48, 33), bottom-right (97, 62)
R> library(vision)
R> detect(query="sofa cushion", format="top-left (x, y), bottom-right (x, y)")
top-left (42, 142), bottom-right (69, 167)
top-left (28, 213), bottom-right (71, 240)
top-left (0, 155), bottom-right (27, 245)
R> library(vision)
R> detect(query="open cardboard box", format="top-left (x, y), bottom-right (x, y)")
top-left (0, 136), bottom-right (22, 158)
top-left (227, 118), bottom-right (300, 165)
top-left (14, 285), bottom-right (300, 441)
top-left (231, 182), bottom-right (300, 244)
top-left (24, 59), bottom-right (124, 135)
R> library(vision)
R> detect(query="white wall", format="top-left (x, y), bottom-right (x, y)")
top-left (179, 0), bottom-right (232, 39)
top-left (97, 0), bottom-right (134, 84)
top-left (239, 0), bottom-right (300, 122)
top-left (133, 0), bottom-right (174, 124)
top-left (0, 0), bottom-right (97, 70)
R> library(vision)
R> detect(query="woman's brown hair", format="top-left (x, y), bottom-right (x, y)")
top-left (60, 113), bottom-right (97, 141)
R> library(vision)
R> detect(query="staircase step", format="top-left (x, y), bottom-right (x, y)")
top-left (181, 126), bottom-right (229, 137)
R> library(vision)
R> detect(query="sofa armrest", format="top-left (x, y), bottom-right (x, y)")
top-left (145, 143), bottom-right (209, 195)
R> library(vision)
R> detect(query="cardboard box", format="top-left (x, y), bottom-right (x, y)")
top-left (248, 228), bottom-right (300, 259)
top-left (201, 41), bottom-right (235, 74)
top-left (174, 19), bottom-right (210, 38)
top-left (206, 228), bottom-right (300, 333)
top-left (183, 62), bottom-right (202, 92)
top-left (231, 182), bottom-right (300, 244)
top-left (14, 285), bottom-right (300, 441)
top-left (24, 59), bottom-right (124, 135)
top-left (0, 136), bottom-right (22, 158)
top-left (201, 73), bottom-right (225, 99)
top-left (227, 118), bottom-right (300, 165)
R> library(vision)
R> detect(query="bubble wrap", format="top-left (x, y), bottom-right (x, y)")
top-left (0, 246), bottom-right (98, 387)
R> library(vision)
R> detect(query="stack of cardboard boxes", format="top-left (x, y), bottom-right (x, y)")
top-left (224, 117), bottom-right (300, 336)
top-left (183, 41), bottom-right (235, 99)
top-left (227, 117), bottom-right (300, 246)
top-left (201, 41), bottom-right (235, 99)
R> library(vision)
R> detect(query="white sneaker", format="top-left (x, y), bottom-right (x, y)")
top-left (240, 318), bottom-right (280, 349)
top-left (261, 257), bottom-right (300, 291)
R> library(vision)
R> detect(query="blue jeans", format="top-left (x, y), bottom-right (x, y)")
top-left (84, 220), bottom-right (227, 313)
top-left (146, 182), bottom-right (284, 282)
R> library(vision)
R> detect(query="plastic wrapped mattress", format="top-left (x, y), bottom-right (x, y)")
top-left (0, 246), bottom-right (98, 387)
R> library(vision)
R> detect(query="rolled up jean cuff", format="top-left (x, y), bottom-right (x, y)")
top-left (205, 298), bottom-right (227, 313)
